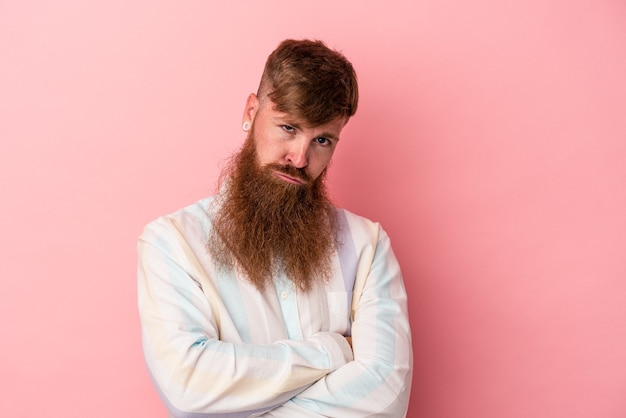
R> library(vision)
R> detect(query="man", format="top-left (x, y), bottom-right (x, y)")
top-left (138, 39), bottom-right (413, 417)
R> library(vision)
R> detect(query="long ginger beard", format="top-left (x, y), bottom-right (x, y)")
top-left (207, 134), bottom-right (339, 291)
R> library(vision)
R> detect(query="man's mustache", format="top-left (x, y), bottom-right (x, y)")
top-left (265, 163), bottom-right (311, 184)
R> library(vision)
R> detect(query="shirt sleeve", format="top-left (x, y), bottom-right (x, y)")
top-left (260, 226), bottom-right (413, 417)
top-left (137, 219), bottom-right (354, 418)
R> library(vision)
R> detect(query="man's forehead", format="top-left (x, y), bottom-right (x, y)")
top-left (271, 110), bottom-right (310, 127)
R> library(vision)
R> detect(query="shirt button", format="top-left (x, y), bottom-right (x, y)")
top-left (280, 291), bottom-right (288, 299)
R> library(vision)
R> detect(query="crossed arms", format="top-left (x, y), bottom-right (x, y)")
top-left (137, 208), bottom-right (412, 417)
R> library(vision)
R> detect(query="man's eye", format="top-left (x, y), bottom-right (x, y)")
top-left (315, 137), bottom-right (331, 146)
top-left (282, 125), bottom-right (295, 133)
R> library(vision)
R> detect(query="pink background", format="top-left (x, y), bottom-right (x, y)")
top-left (1, 1), bottom-right (625, 417)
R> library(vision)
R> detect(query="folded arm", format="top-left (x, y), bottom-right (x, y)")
top-left (262, 227), bottom-right (413, 417)
top-left (138, 222), bottom-right (353, 417)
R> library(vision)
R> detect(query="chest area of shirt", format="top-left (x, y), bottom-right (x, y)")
top-left (213, 272), bottom-right (353, 343)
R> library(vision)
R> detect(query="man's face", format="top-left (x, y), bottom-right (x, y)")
top-left (209, 95), bottom-right (344, 290)
top-left (243, 94), bottom-right (347, 185)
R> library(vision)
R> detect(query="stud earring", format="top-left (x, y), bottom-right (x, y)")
top-left (242, 121), bottom-right (251, 131)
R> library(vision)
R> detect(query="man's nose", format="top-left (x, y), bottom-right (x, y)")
top-left (286, 139), bottom-right (309, 168)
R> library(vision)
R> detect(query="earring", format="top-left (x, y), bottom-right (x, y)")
top-left (242, 121), bottom-right (251, 131)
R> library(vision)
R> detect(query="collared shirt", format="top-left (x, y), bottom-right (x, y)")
top-left (138, 196), bottom-right (413, 417)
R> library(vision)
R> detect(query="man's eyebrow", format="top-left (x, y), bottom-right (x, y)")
top-left (318, 131), bottom-right (340, 141)
top-left (275, 117), bottom-right (341, 141)
top-left (274, 116), bottom-right (303, 129)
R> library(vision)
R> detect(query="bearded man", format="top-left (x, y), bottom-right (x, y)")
top-left (138, 39), bottom-right (413, 418)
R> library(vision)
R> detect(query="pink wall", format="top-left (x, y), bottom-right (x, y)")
top-left (2, 1), bottom-right (625, 417)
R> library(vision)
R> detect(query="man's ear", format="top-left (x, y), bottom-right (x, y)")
top-left (242, 93), bottom-right (259, 126)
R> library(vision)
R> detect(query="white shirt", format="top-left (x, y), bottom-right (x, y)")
top-left (138, 196), bottom-right (413, 417)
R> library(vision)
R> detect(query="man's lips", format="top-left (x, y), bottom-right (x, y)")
top-left (273, 170), bottom-right (306, 185)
